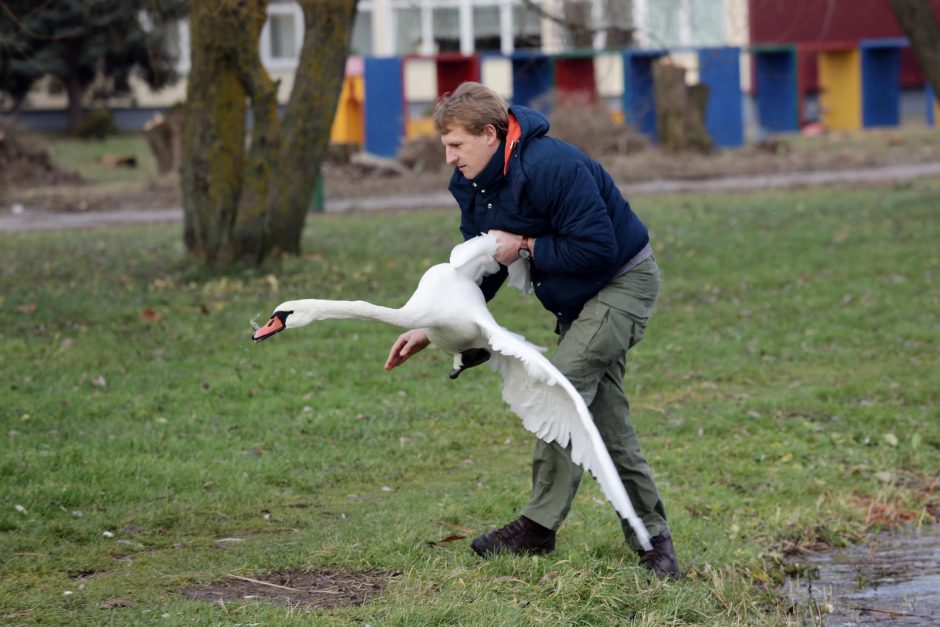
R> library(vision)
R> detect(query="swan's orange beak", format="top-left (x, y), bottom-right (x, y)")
top-left (252, 312), bottom-right (287, 342)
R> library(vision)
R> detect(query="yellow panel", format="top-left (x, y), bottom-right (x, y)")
top-left (406, 117), bottom-right (436, 139)
top-left (330, 76), bottom-right (364, 145)
top-left (935, 101), bottom-right (940, 128)
top-left (818, 49), bottom-right (861, 131)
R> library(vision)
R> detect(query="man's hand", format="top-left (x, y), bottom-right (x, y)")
top-left (384, 328), bottom-right (430, 370)
top-left (488, 229), bottom-right (526, 266)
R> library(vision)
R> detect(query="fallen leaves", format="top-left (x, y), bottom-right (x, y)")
top-left (139, 308), bottom-right (162, 322)
top-left (100, 598), bottom-right (136, 609)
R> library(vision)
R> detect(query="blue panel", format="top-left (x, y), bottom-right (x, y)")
top-left (622, 50), bottom-right (665, 142)
top-left (861, 41), bottom-right (902, 128)
top-left (929, 84), bottom-right (937, 127)
top-left (511, 53), bottom-right (554, 113)
top-left (754, 49), bottom-right (799, 133)
top-left (364, 57), bottom-right (404, 157)
top-left (698, 47), bottom-right (743, 148)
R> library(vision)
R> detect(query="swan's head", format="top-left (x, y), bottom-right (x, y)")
top-left (251, 300), bottom-right (314, 342)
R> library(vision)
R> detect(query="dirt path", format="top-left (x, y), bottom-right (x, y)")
top-left (3, 161), bottom-right (940, 233)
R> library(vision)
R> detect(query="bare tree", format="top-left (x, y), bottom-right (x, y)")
top-left (181, 0), bottom-right (357, 267)
top-left (887, 0), bottom-right (940, 107)
top-left (522, 0), bottom-right (636, 50)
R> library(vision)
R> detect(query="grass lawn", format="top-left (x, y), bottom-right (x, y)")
top-left (43, 133), bottom-right (159, 186)
top-left (2, 180), bottom-right (939, 624)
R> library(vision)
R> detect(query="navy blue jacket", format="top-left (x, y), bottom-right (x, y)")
top-left (450, 105), bottom-right (650, 324)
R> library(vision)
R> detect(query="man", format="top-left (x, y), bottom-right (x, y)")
top-left (384, 82), bottom-right (679, 579)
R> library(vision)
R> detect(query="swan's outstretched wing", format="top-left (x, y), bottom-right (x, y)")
top-left (450, 234), bottom-right (500, 285)
top-left (476, 319), bottom-right (653, 551)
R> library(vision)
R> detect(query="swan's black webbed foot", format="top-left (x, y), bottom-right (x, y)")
top-left (448, 348), bottom-right (491, 380)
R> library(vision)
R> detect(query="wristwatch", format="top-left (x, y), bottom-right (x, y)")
top-left (519, 236), bottom-right (532, 260)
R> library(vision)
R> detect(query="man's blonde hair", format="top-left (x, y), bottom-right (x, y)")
top-left (433, 82), bottom-right (509, 140)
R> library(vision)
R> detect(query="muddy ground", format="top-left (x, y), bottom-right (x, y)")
top-left (180, 568), bottom-right (398, 610)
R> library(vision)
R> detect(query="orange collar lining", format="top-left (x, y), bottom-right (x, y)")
top-left (503, 114), bottom-right (521, 175)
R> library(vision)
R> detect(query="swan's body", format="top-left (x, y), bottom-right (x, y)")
top-left (252, 234), bottom-right (652, 550)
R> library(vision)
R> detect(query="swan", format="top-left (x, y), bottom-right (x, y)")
top-left (251, 233), bottom-right (653, 551)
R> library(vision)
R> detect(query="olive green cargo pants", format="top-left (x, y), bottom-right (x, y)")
top-left (521, 256), bottom-right (668, 552)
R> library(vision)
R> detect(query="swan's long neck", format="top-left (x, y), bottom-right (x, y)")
top-left (292, 299), bottom-right (414, 330)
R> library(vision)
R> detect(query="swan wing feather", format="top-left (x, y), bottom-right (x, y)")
top-left (476, 319), bottom-right (652, 551)
top-left (449, 234), bottom-right (500, 285)
top-left (506, 259), bottom-right (533, 297)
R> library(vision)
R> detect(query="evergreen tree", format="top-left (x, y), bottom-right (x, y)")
top-left (0, 0), bottom-right (186, 132)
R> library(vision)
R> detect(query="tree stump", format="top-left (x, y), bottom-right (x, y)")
top-left (144, 107), bottom-right (184, 175)
top-left (653, 61), bottom-right (714, 153)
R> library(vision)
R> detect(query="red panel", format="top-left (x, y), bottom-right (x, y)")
top-left (748, 0), bottom-right (940, 90)
top-left (435, 55), bottom-right (480, 98)
top-left (554, 57), bottom-right (597, 105)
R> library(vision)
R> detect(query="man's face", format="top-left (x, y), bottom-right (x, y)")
top-left (441, 124), bottom-right (500, 180)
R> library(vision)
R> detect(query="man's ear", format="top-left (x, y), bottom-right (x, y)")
top-left (483, 124), bottom-right (499, 145)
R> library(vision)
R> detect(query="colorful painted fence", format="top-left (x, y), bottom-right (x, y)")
top-left (333, 39), bottom-right (936, 157)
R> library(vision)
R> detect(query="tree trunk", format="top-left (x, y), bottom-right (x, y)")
top-left (182, 0), bottom-right (357, 267)
top-left (887, 0), bottom-right (940, 108)
top-left (239, 0), bottom-right (358, 260)
top-left (64, 74), bottom-right (85, 134)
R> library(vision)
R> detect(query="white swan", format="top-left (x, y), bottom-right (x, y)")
top-left (251, 233), bottom-right (652, 550)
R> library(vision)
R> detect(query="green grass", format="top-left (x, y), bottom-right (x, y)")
top-left (2, 180), bottom-right (939, 624)
top-left (43, 133), bottom-right (158, 186)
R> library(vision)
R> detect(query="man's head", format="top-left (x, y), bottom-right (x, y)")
top-left (434, 82), bottom-right (508, 180)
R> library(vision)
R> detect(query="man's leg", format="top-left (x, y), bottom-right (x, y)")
top-left (590, 360), bottom-right (669, 552)
top-left (474, 259), bottom-right (675, 566)
top-left (471, 301), bottom-right (607, 556)
top-left (523, 326), bottom-right (669, 547)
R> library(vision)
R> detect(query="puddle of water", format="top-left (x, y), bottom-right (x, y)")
top-left (787, 524), bottom-right (940, 625)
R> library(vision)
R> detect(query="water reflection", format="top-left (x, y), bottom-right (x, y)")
top-left (787, 524), bottom-right (940, 625)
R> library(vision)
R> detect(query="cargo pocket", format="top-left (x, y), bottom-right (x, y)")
top-left (595, 258), bottom-right (660, 348)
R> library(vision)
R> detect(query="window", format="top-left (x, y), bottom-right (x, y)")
top-left (433, 7), bottom-right (460, 53)
top-left (395, 7), bottom-right (421, 54)
top-left (473, 5), bottom-right (501, 52)
top-left (269, 13), bottom-right (297, 59)
top-left (262, 2), bottom-right (303, 68)
top-left (514, 2), bottom-right (541, 50)
top-left (351, 9), bottom-right (372, 56)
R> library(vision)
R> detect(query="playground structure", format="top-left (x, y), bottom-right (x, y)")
top-left (330, 38), bottom-right (938, 158)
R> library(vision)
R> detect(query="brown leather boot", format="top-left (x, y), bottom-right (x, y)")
top-left (638, 532), bottom-right (681, 579)
top-left (470, 516), bottom-right (556, 557)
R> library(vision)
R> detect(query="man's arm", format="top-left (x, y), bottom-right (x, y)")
top-left (525, 160), bottom-right (619, 274)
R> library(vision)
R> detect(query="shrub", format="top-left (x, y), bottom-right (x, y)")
top-left (77, 109), bottom-right (119, 140)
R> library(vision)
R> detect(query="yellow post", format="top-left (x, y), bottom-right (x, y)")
top-left (818, 48), bottom-right (861, 131)
top-left (330, 76), bottom-right (365, 145)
